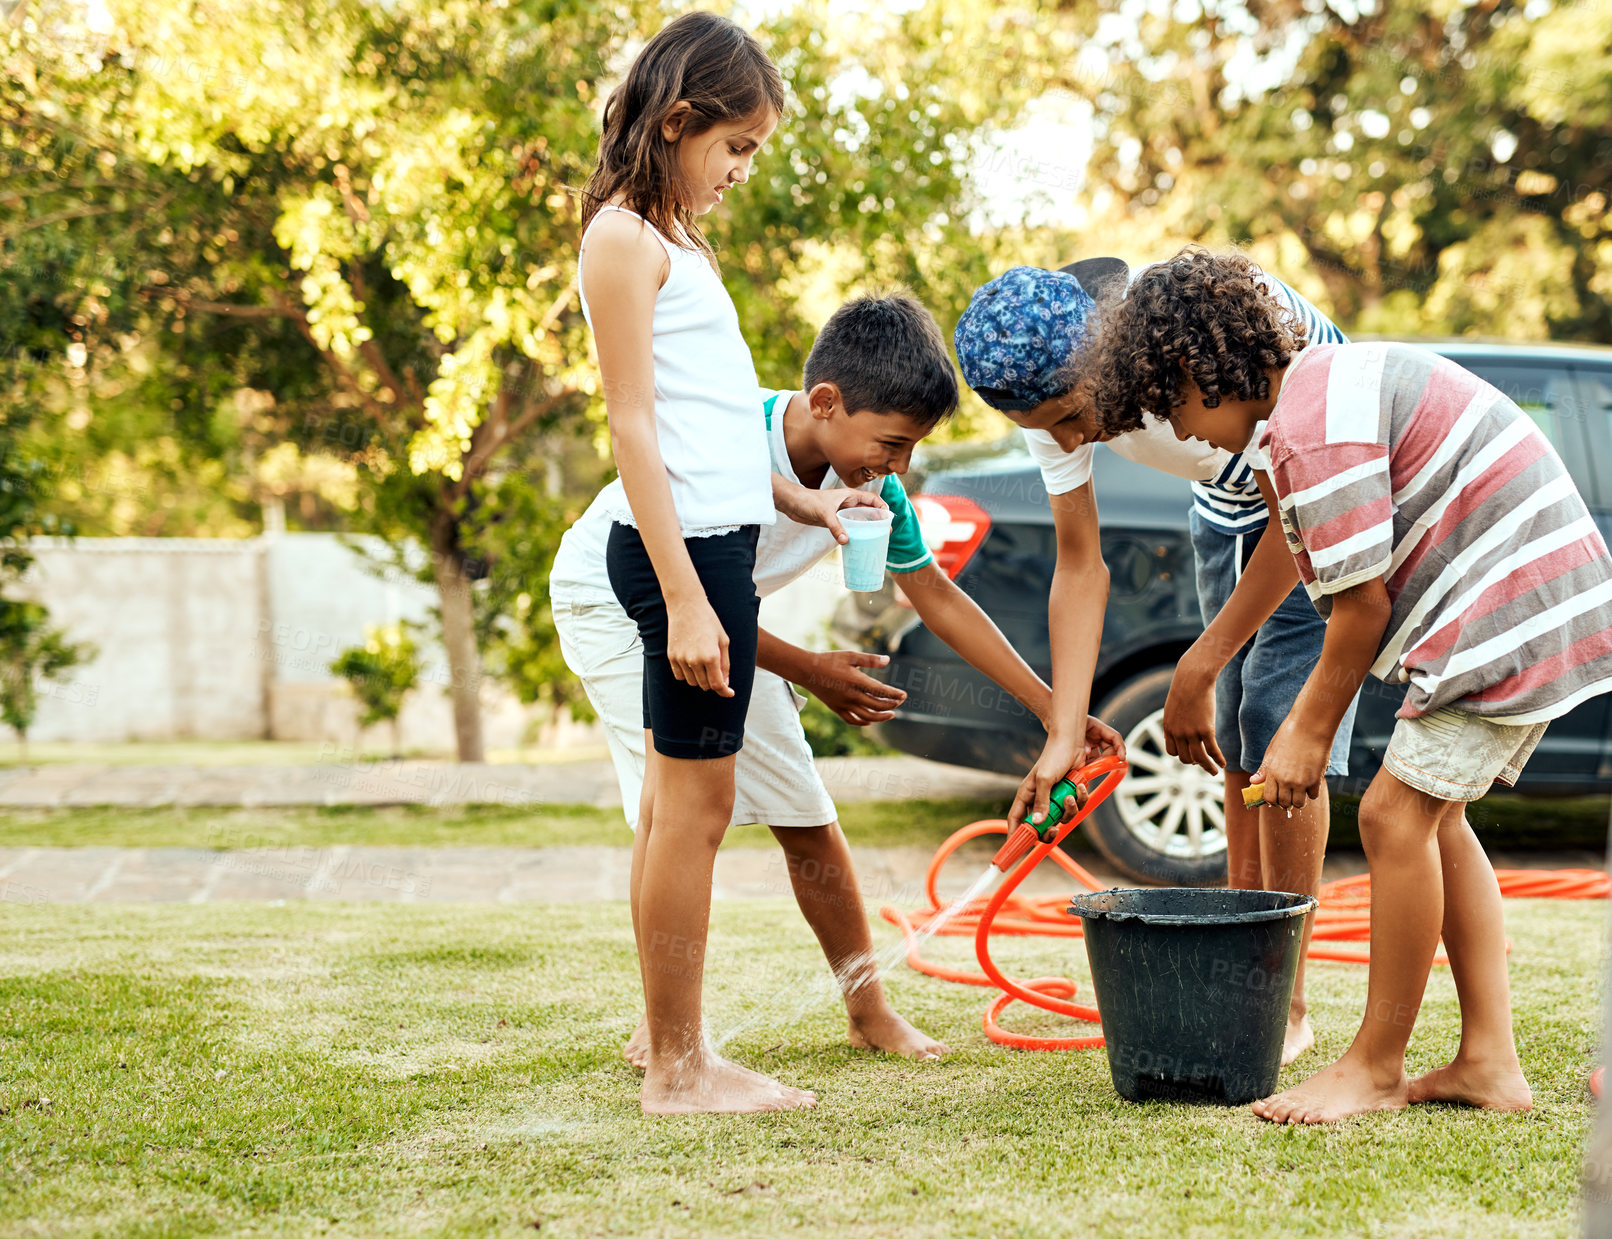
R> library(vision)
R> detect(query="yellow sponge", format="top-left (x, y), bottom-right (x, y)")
top-left (1242, 782), bottom-right (1268, 809)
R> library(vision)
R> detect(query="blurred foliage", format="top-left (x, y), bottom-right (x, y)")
top-left (1036, 0), bottom-right (1612, 341)
top-left (457, 429), bottom-right (600, 724)
top-left (3, 0), bottom-right (1610, 742)
top-left (329, 619), bottom-right (423, 756)
top-left (0, 437), bottom-right (66, 582)
top-left (711, 1), bottom-right (1049, 435)
top-left (1, 0), bottom-right (649, 754)
top-left (797, 694), bottom-right (894, 759)
top-left (0, 0), bottom-right (1047, 730)
top-left (0, 596), bottom-right (94, 755)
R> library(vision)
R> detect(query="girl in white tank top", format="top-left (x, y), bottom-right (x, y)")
top-left (572, 12), bottom-right (818, 1117)
top-left (577, 204), bottom-right (772, 535)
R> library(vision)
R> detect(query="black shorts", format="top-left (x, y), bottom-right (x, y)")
top-left (605, 522), bottom-right (761, 760)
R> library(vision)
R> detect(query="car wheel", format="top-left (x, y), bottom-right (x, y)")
top-left (1072, 665), bottom-right (1228, 886)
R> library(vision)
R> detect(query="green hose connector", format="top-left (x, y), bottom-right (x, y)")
top-left (1031, 775), bottom-right (1085, 840)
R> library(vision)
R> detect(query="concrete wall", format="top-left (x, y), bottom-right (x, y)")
top-left (13, 532), bottom-right (847, 750)
top-left (19, 538), bottom-right (269, 743)
top-left (15, 534), bottom-right (531, 751)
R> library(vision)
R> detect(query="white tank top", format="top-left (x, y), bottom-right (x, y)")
top-left (577, 205), bottom-right (774, 536)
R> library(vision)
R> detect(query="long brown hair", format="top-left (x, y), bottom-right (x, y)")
top-left (579, 12), bottom-right (785, 259)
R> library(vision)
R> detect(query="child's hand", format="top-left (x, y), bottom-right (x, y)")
top-left (1010, 715), bottom-right (1122, 830)
top-left (1161, 649), bottom-right (1224, 775)
top-left (1012, 708), bottom-right (1128, 824)
top-left (1012, 734), bottom-right (1078, 831)
top-left (666, 596), bottom-right (732, 696)
top-left (1084, 714), bottom-right (1126, 763)
top-left (803, 650), bottom-right (906, 724)
top-left (1249, 717), bottom-right (1332, 811)
top-left (773, 476), bottom-right (888, 544)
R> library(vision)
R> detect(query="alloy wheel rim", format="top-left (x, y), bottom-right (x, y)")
top-left (1112, 710), bottom-right (1228, 861)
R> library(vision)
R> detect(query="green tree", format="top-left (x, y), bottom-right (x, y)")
top-left (459, 442), bottom-right (596, 728)
top-left (4, 0), bottom-right (1051, 759)
top-left (329, 620), bottom-right (423, 759)
top-left (0, 421), bottom-right (66, 585)
top-left (1039, 0), bottom-right (1612, 340)
top-left (710, 1), bottom-right (1051, 386)
top-left (3, 0), bottom-right (622, 759)
top-left (0, 598), bottom-right (93, 761)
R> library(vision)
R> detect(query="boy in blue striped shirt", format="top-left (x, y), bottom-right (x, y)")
top-left (954, 257), bottom-right (1359, 1066)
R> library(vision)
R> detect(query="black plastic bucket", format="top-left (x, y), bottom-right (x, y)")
top-left (1066, 887), bottom-right (1318, 1105)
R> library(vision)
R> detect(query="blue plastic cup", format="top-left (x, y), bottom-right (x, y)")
top-left (839, 507), bottom-right (894, 591)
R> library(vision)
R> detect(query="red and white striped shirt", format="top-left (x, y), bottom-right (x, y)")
top-left (1259, 341), bottom-right (1612, 724)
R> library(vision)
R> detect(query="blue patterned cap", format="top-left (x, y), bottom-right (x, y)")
top-left (953, 266), bottom-right (1098, 412)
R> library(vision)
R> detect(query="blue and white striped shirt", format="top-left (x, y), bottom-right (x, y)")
top-left (1191, 274), bottom-right (1349, 535)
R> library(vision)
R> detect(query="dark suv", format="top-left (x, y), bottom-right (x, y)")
top-left (834, 340), bottom-right (1612, 885)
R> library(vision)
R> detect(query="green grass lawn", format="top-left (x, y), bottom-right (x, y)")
top-left (0, 798), bottom-right (1022, 852)
top-left (0, 896), bottom-right (1601, 1237)
top-left (4, 792), bottom-right (1607, 853)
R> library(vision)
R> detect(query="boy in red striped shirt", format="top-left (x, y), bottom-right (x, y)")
top-left (1088, 248), bottom-right (1612, 1124)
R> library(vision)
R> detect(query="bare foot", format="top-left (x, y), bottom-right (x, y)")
top-left (623, 1015), bottom-right (650, 1070)
top-left (1281, 1014), bottom-right (1315, 1067)
top-left (848, 1008), bottom-right (948, 1061)
top-left (1408, 1054), bottom-right (1532, 1112)
top-left (1252, 1053), bottom-right (1409, 1124)
top-left (642, 1048), bottom-right (816, 1116)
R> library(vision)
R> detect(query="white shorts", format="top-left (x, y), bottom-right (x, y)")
top-left (1383, 706), bottom-right (1549, 803)
top-left (553, 596), bottom-right (839, 830)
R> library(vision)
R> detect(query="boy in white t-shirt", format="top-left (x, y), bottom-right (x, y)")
top-left (553, 292), bottom-right (1116, 1063)
top-left (953, 258), bottom-right (1359, 1066)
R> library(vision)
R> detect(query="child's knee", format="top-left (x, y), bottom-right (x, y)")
top-left (779, 827), bottom-right (844, 878)
top-left (1358, 778), bottom-right (1443, 855)
top-left (1434, 799), bottom-right (1470, 832)
top-left (662, 812), bottom-right (729, 853)
top-left (643, 772), bottom-right (735, 844)
top-left (706, 779), bottom-right (737, 818)
top-left (777, 822), bottom-right (839, 860)
top-left (694, 787), bottom-right (736, 843)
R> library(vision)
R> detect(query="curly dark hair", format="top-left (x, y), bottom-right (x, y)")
top-left (1088, 248), bottom-right (1309, 435)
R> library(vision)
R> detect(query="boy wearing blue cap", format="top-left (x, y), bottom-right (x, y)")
top-left (953, 257), bottom-right (1358, 1065)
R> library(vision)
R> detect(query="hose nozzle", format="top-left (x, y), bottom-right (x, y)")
top-left (991, 822), bottom-right (1042, 872)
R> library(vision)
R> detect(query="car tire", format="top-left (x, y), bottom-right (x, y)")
top-left (1070, 665), bottom-right (1229, 887)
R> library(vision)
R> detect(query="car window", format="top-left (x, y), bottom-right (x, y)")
top-left (1448, 360), bottom-right (1594, 498)
top-left (1572, 365), bottom-right (1612, 511)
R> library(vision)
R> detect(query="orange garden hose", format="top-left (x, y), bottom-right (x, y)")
top-left (879, 762), bottom-right (1611, 1053)
top-left (880, 757), bottom-right (1124, 1051)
